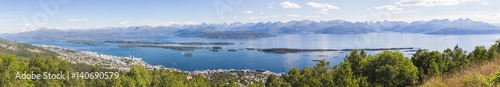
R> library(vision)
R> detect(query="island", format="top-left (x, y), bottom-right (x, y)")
top-left (178, 42), bottom-right (235, 45)
top-left (104, 40), bottom-right (176, 44)
top-left (118, 44), bottom-right (203, 50)
top-left (66, 40), bottom-right (106, 45)
top-left (175, 31), bottom-right (277, 38)
top-left (227, 49), bottom-right (238, 51)
top-left (212, 46), bottom-right (223, 49)
top-left (184, 53), bottom-right (193, 56)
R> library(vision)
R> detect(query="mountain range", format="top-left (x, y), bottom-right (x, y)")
top-left (5, 18), bottom-right (500, 40)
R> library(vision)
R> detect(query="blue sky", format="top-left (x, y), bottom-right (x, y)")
top-left (0, 0), bottom-right (499, 33)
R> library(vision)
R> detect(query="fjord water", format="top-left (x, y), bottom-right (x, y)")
top-left (17, 32), bottom-right (500, 73)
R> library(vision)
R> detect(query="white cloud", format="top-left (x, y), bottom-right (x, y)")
top-left (248, 16), bottom-right (269, 20)
top-left (482, 2), bottom-right (489, 5)
top-left (272, 15), bottom-right (280, 17)
top-left (260, 12), bottom-right (265, 14)
top-left (491, 13), bottom-right (500, 16)
top-left (67, 19), bottom-right (87, 22)
top-left (306, 16), bottom-right (321, 18)
top-left (396, 0), bottom-right (481, 7)
top-left (306, 2), bottom-right (340, 9)
top-left (387, 13), bottom-right (500, 23)
top-left (243, 11), bottom-right (253, 14)
top-left (374, 5), bottom-right (403, 10)
top-left (120, 21), bottom-right (129, 24)
top-left (318, 9), bottom-right (329, 14)
top-left (306, 2), bottom-right (339, 14)
top-left (268, 2), bottom-right (276, 8)
top-left (280, 1), bottom-right (302, 8)
top-left (285, 14), bottom-right (300, 17)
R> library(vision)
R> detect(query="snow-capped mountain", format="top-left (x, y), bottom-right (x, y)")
top-left (6, 18), bottom-right (500, 40)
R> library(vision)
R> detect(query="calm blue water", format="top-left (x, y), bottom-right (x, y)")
top-left (16, 32), bottom-right (500, 73)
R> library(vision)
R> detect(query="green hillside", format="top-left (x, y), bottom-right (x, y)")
top-left (0, 40), bottom-right (58, 60)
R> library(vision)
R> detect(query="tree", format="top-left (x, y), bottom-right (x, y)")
top-left (280, 59), bottom-right (367, 86)
top-left (443, 45), bottom-right (469, 71)
top-left (488, 44), bottom-right (499, 60)
top-left (360, 50), bottom-right (419, 86)
top-left (188, 75), bottom-right (209, 87)
top-left (331, 61), bottom-right (367, 86)
top-left (265, 74), bottom-right (279, 87)
top-left (412, 49), bottom-right (449, 79)
top-left (471, 46), bottom-right (489, 63)
top-left (281, 68), bottom-right (303, 86)
top-left (89, 66), bottom-right (106, 87)
top-left (0, 55), bottom-right (31, 87)
top-left (344, 49), bottom-right (366, 75)
top-left (492, 39), bottom-right (500, 53)
top-left (128, 65), bottom-right (151, 87)
top-left (266, 74), bottom-right (291, 87)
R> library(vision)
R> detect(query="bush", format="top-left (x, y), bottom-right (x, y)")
top-left (494, 70), bottom-right (500, 83)
top-left (464, 74), bottom-right (496, 86)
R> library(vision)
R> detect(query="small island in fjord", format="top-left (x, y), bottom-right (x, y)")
top-left (66, 40), bottom-right (107, 45)
top-left (118, 44), bottom-right (204, 50)
top-left (104, 40), bottom-right (176, 44)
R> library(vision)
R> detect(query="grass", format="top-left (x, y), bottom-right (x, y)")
top-left (421, 56), bottom-right (500, 86)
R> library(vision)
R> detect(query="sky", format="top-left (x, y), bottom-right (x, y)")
top-left (0, 0), bottom-right (499, 33)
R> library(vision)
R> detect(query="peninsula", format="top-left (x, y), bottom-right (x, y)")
top-left (257, 47), bottom-right (417, 54)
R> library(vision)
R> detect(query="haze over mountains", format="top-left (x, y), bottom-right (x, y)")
top-left (6, 18), bottom-right (500, 40)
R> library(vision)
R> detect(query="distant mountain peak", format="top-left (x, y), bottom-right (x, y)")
top-left (32, 27), bottom-right (62, 32)
top-left (8, 18), bottom-right (500, 41)
top-left (386, 18), bottom-right (499, 34)
top-left (453, 18), bottom-right (476, 23)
